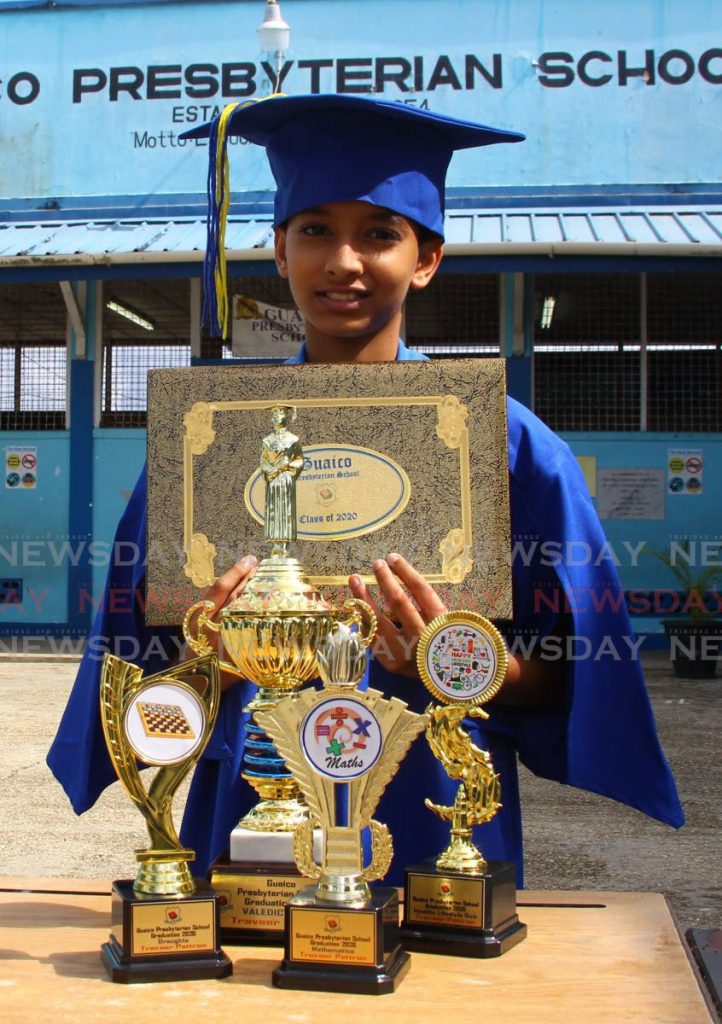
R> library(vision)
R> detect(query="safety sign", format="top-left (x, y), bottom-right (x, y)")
top-left (5, 446), bottom-right (37, 489)
top-left (667, 448), bottom-right (703, 496)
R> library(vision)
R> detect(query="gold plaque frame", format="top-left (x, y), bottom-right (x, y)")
top-left (183, 395), bottom-right (471, 588)
top-left (146, 360), bottom-right (511, 626)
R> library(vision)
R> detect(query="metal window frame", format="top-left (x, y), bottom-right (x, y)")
top-left (529, 268), bottom-right (722, 432)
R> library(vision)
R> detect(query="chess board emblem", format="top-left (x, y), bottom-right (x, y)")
top-left (400, 611), bottom-right (527, 959)
top-left (99, 652), bottom-right (232, 983)
top-left (127, 692), bottom-right (200, 763)
top-left (137, 700), bottom-right (197, 740)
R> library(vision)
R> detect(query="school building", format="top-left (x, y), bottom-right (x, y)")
top-left (1, 0), bottom-right (720, 640)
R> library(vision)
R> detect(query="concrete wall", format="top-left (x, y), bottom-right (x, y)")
top-left (0, 431), bottom-right (70, 624)
top-left (89, 429), bottom-right (147, 601)
top-left (564, 434), bottom-right (722, 632)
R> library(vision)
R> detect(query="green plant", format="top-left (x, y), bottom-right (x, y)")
top-left (645, 539), bottom-right (722, 623)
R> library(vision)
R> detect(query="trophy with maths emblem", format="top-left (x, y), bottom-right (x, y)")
top-left (99, 652), bottom-right (232, 982)
top-left (253, 611), bottom-right (426, 994)
top-left (400, 611), bottom-right (527, 958)
top-left (183, 405), bottom-right (374, 943)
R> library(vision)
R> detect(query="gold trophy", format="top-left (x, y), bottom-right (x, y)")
top-left (400, 611), bottom-right (527, 958)
top-left (253, 613), bottom-right (426, 993)
top-left (99, 652), bottom-right (232, 982)
top-left (183, 405), bottom-right (371, 943)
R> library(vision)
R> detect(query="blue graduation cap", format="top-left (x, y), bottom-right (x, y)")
top-left (182, 94), bottom-right (524, 337)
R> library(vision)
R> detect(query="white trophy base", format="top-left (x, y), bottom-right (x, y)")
top-left (229, 826), bottom-right (323, 865)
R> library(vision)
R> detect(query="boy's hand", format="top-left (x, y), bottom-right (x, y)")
top-left (183, 555), bottom-right (257, 689)
top-left (203, 555), bottom-right (258, 613)
top-left (348, 552), bottom-right (447, 678)
top-left (348, 553), bottom-right (563, 705)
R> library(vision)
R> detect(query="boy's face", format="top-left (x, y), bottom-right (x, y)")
top-left (274, 201), bottom-right (442, 357)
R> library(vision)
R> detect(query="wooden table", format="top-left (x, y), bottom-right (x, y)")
top-left (0, 878), bottom-right (713, 1024)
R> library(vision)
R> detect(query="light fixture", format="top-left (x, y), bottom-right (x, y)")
top-left (257, 0), bottom-right (290, 93)
top-left (107, 300), bottom-right (155, 332)
top-left (540, 295), bottom-right (556, 330)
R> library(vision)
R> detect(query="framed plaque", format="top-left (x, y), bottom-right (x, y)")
top-left (145, 359), bottom-right (511, 625)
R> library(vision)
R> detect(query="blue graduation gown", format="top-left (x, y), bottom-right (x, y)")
top-left (47, 340), bottom-right (683, 885)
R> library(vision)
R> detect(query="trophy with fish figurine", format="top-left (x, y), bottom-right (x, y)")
top-left (400, 611), bottom-right (527, 958)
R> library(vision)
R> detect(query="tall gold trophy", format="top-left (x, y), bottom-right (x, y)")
top-left (400, 612), bottom-right (527, 957)
top-left (183, 406), bottom-right (372, 942)
top-left (99, 652), bottom-right (232, 982)
top-left (254, 616), bottom-right (426, 994)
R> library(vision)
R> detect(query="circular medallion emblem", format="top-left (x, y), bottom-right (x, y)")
top-left (416, 611), bottom-right (508, 706)
top-left (124, 680), bottom-right (207, 766)
top-left (301, 697), bottom-right (383, 780)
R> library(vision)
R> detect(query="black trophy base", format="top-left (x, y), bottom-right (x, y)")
top-left (400, 860), bottom-right (527, 958)
top-left (101, 878), bottom-right (233, 983)
top-left (273, 885), bottom-right (410, 995)
top-left (210, 856), bottom-right (311, 945)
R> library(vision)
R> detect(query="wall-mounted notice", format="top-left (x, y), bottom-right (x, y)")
top-left (5, 446), bottom-right (37, 490)
top-left (667, 448), bottom-right (703, 495)
top-left (597, 468), bottom-right (664, 520)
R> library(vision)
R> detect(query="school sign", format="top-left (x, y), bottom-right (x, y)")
top-left (0, 0), bottom-right (720, 201)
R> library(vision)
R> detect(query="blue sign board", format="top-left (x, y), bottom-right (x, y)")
top-left (0, 0), bottom-right (720, 201)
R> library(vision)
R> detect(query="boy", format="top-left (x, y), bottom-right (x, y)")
top-left (49, 95), bottom-right (682, 884)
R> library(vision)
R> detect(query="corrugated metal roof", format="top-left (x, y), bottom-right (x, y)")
top-left (443, 207), bottom-right (722, 249)
top-left (0, 217), bottom-right (275, 262)
top-left (1, 207), bottom-right (721, 265)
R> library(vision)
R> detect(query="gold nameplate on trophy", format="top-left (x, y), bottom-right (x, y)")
top-left (289, 908), bottom-right (377, 966)
top-left (405, 874), bottom-right (485, 930)
top-left (128, 900), bottom-right (216, 956)
top-left (209, 872), bottom-right (309, 934)
top-left (145, 359), bottom-right (510, 625)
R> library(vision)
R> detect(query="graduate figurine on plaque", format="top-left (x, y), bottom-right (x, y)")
top-left (400, 611), bottom-right (527, 958)
top-left (99, 652), bottom-right (232, 982)
top-left (253, 609), bottom-right (427, 994)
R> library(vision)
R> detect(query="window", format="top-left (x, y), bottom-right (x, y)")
top-left (406, 272), bottom-right (500, 356)
top-left (101, 279), bottom-right (191, 427)
top-left (647, 272), bottom-right (722, 431)
top-left (0, 283), bottom-right (67, 430)
top-left (533, 272), bottom-right (640, 431)
top-left (533, 271), bottom-right (722, 432)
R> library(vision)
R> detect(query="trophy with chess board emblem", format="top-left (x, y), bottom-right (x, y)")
top-left (400, 611), bottom-right (527, 958)
top-left (99, 652), bottom-right (232, 982)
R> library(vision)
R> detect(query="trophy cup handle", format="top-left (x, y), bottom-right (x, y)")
top-left (333, 599), bottom-right (378, 649)
top-left (182, 599), bottom-right (245, 679)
